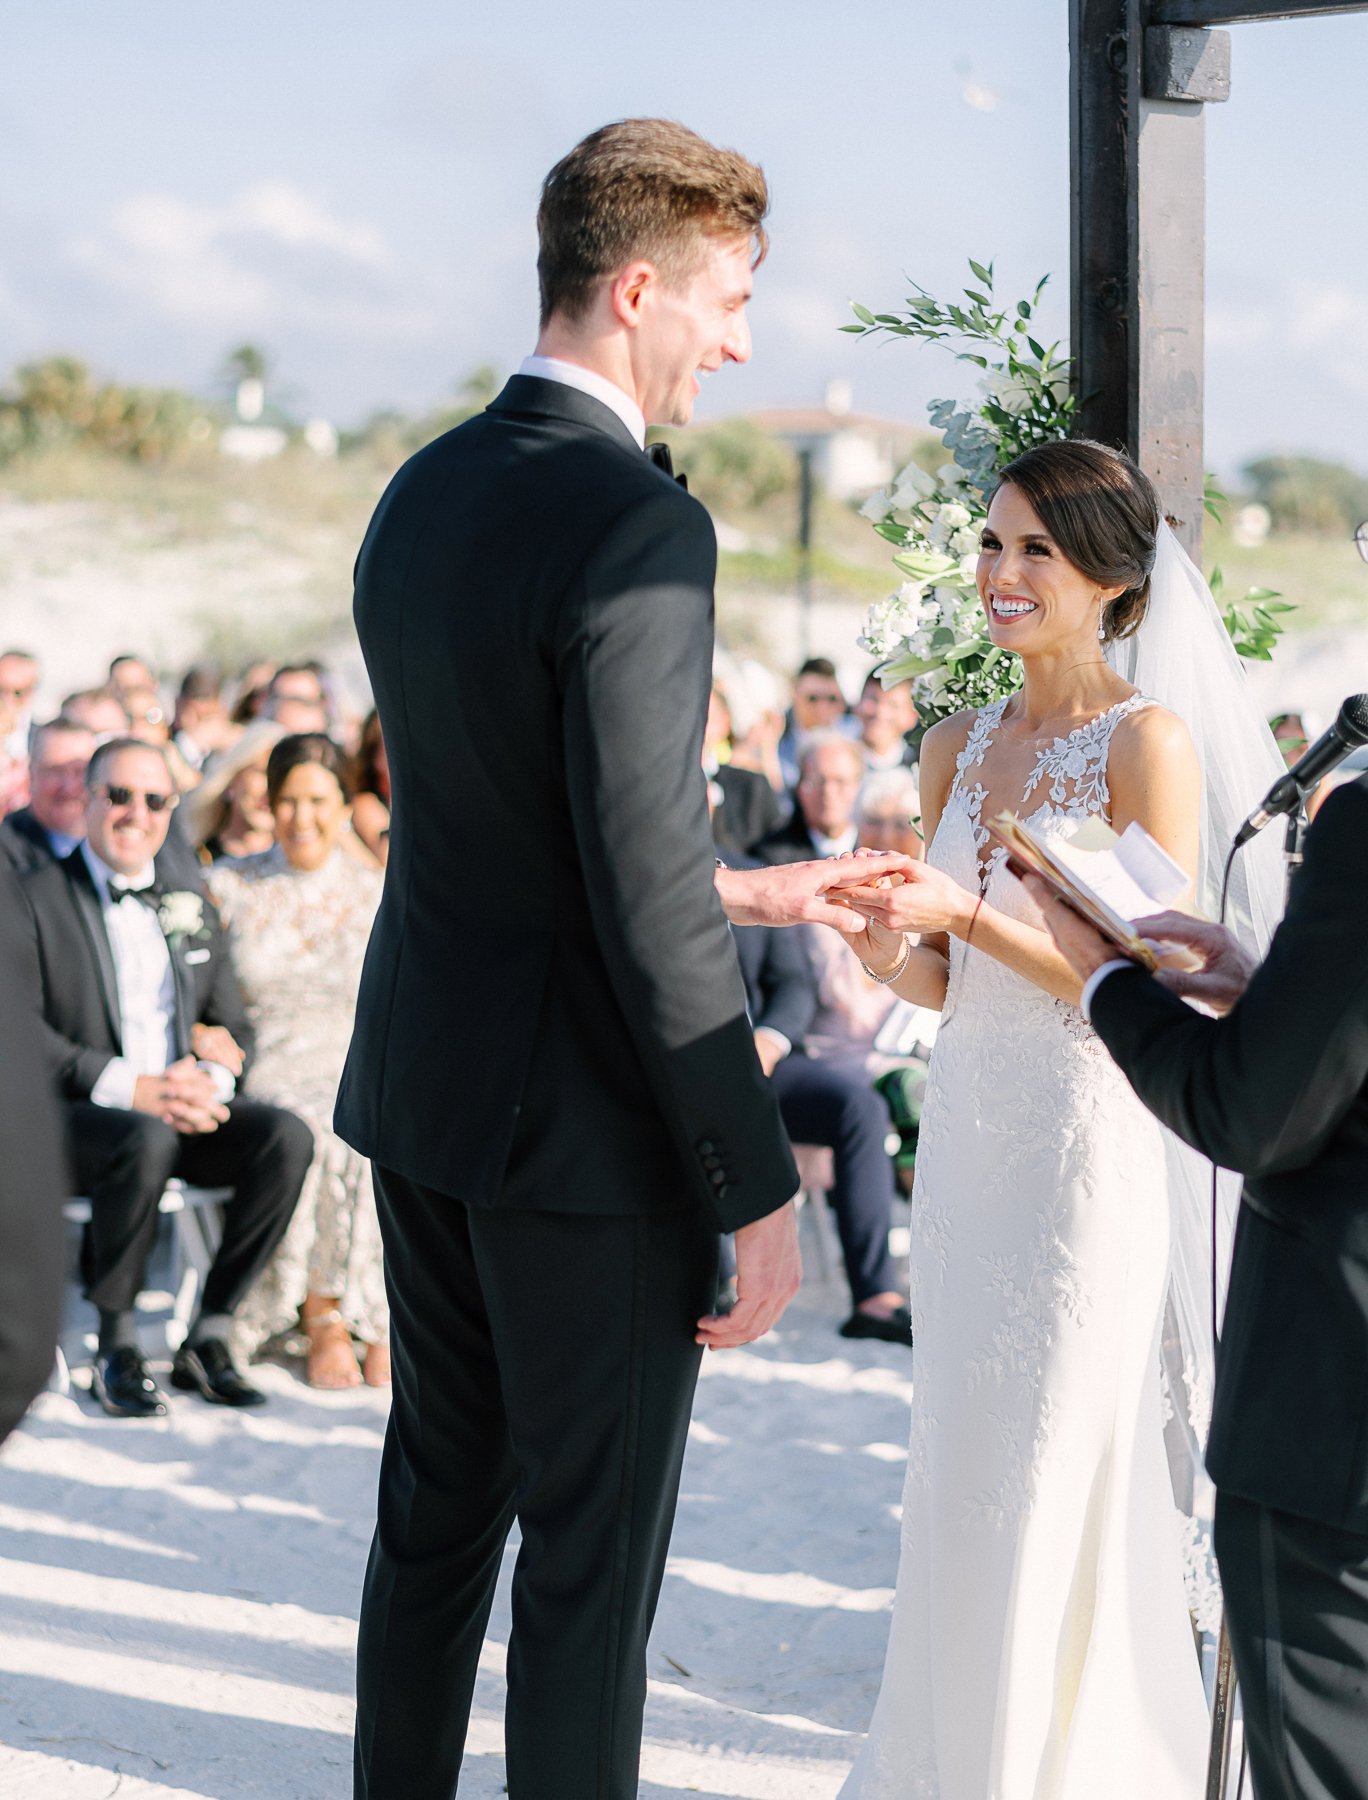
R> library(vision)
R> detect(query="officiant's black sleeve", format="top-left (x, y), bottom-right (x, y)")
top-left (556, 489), bottom-right (799, 1232)
top-left (0, 867), bottom-right (65, 1442)
top-left (1090, 778), bottom-right (1368, 1182)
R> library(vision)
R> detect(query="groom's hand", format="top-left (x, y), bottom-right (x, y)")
top-left (716, 854), bottom-right (915, 934)
top-left (696, 1200), bottom-right (801, 1351)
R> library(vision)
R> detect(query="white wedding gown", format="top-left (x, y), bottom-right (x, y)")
top-left (840, 696), bottom-right (1209, 1800)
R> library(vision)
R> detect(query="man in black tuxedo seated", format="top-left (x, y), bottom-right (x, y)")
top-left (1, 718), bottom-right (97, 873)
top-left (1029, 773), bottom-right (1368, 1800)
top-left (730, 896), bottom-right (911, 1346)
top-left (19, 737), bottom-right (312, 1418)
top-left (757, 730), bottom-right (865, 865)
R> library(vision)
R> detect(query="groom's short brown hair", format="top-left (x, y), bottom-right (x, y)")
top-left (537, 118), bottom-right (769, 326)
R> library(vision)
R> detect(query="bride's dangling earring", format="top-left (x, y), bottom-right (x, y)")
top-left (1097, 593), bottom-right (1107, 643)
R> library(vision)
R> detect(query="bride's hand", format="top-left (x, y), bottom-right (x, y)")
top-left (837, 855), bottom-right (975, 939)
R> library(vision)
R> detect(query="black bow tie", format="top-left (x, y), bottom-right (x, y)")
top-left (646, 441), bottom-right (688, 491)
top-left (108, 879), bottom-right (161, 907)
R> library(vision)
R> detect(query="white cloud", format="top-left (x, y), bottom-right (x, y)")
top-left (66, 181), bottom-right (421, 337)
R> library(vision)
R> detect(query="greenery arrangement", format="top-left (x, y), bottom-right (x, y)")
top-left (845, 262), bottom-right (1293, 722)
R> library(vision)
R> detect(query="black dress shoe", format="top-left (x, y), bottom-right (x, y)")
top-left (839, 1305), bottom-right (914, 1348)
top-left (91, 1346), bottom-right (169, 1418)
top-left (171, 1338), bottom-right (266, 1407)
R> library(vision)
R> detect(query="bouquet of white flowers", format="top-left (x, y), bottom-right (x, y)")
top-left (847, 261), bottom-right (1290, 725)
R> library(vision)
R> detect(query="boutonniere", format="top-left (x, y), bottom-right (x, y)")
top-left (157, 890), bottom-right (206, 943)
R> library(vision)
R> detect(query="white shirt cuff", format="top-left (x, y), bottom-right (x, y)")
top-left (1080, 960), bottom-right (1135, 1025)
top-left (89, 1056), bottom-right (138, 1110)
top-left (754, 1027), bottom-right (792, 1063)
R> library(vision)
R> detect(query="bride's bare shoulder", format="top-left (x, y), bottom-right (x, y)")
top-left (1110, 701), bottom-right (1199, 799)
top-left (920, 709), bottom-right (978, 768)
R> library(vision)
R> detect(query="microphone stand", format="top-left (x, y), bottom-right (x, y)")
top-left (1206, 792), bottom-right (1311, 1800)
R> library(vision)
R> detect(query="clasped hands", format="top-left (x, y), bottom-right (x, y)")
top-left (131, 1025), bottom-right (245, 1134)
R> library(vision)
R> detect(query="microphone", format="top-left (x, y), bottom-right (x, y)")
top-left (1235, 693), bottom-right (1368, 845)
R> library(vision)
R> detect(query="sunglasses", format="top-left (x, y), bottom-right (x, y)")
top-left (98, 783), bottom-right (178, 814)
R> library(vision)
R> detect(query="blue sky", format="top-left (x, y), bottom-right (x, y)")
top-left (3, 2), bottom-right (1364, 475)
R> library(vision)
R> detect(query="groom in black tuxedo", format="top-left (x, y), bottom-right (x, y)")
top-left (337, 120), bottom-right (910, 1800)
top-left (1029, 774), bottom-right (1368, 1800)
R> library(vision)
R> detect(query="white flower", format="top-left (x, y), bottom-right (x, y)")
top-left (951, 524), bottom-right (981, 557)
top-left (938, 462), bottom-right (968, 488)
top-left (891, 460), bottom-right (937, 507)
top-left (859, 488), bottom-right (893, 523)
top-left (158, 891), bottom-right (205, 939)
top-left (937, 501), bottom-right (972, 531)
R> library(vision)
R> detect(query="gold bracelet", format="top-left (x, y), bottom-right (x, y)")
top-left (859, 936), bottom-right (912, 986)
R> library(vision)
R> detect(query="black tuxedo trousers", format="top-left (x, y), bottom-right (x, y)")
top-left (356, 1167), bottom-right (718, 1800)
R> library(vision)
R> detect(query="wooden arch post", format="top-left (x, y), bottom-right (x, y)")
top-left (1070, 0), bottom-right (1368, 560)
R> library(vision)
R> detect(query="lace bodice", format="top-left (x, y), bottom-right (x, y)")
top-left (932, 692), bottom-right (1153, 1029)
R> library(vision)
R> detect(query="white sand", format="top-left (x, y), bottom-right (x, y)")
top-left (0, 1250), bottom-right (911, 1800)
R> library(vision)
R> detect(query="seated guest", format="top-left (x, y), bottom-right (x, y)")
top-left (1, 719), bottom-right (97, 872)
top-left (757, 731), bottom-right (865, 864)
top-left (706, 680), bottom-right (781, 858)
top-left (728, 869), bottom-right (910, 1346)
top-left (777, 656), bottom-right (858, 792)
top-left (208, 735), bottom-right (388, 1387)
top-left (722, 657), bottom-right (789, 797)
top-left (20, 738), bottom-right (312, 1417)
top-left (348, 710), bottom-right (391, 866)
top-left (0, 649), bottom-right (40, 764)
top-left (182, 721), bottom-right (284, 863)
top-left (262, 664), bottom-right (329, 736)
top-left (60, 687), bottom-right (129, 742)
top-left (108, 654), bottom-right (158, 699)
top-left (858, 768), bottom-right (924, 862)
top-left (230, 661), bottom-right (277, 725)
top-left (173, 667), bottom-right (235, 773)
top-left (118, 682), bottom-right (199, 797)
top-left (856, 671), bottom-right (920, 773)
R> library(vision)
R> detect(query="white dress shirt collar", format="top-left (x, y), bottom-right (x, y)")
top-left (810, 826), bottom-right (860, 859)
top-left (82, 840), bottom-right (156, 902)
top-left (518, 355), bottom-right (646, 449)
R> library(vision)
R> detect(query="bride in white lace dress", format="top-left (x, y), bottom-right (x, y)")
top-left (837, 442), bottom-right (1214, 1799)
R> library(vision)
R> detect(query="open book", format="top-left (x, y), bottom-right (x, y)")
top-left (985, 812), bottom-right (1192, 972)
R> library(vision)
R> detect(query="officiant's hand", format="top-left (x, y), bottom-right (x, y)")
top-left (715, 854), bottom-right (917, 933)
top-left (1133, 910), bottom-right (1257, 1015)
top-left (696, 1201), bottom-right (801, 1351)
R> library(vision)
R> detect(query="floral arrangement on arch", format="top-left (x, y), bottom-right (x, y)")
top-left (847, 262), bottom-right (1290, 726)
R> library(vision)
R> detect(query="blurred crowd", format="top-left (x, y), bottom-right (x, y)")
top-left (0, 637), bottom-right (939, 1421)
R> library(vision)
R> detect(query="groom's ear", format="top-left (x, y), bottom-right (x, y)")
top-left (609, 261), bottom-right (659, 330)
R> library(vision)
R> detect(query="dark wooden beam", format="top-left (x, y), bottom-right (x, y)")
top-left (1072, 0), bottom-right (1217, 554)
top-left (1071, 0), bottom-right (1139, 460)
top-left (1148, 1), bottom-right (1367, 25)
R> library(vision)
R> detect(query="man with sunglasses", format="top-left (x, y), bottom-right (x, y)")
top-left (18, 738), bottom-right (312, 1417)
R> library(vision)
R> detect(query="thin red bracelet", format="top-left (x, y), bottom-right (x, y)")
top-left (965, 895), bottom-right (985, 948)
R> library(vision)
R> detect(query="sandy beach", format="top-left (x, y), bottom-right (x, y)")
top-left (0, 1241), bottom-right (911, 1800)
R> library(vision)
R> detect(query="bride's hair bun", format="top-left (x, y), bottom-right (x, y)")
top-left (993, 440), bottom-right (1160, 644)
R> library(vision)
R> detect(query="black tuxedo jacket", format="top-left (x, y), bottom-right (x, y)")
top-left (335, 375), bottom-right (798, 1232)
top-left (731, 912), bottom-right (818, 1052)
top-left (0, 808), bottom-right (55, 875)
top-left (1092, 776), bottom-right (1368, 1530)
top-left (19, 848), bottom-right (253, 1101)
top-left (711, 764), bottom-right (782, 858)
top-left (755, 812), bottom-right (823, 867)
top-left (0, 865), bottom-right (65, 1442)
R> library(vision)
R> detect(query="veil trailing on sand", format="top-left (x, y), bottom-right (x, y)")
top-left (1107, 521), bottom-right (1288, 1630)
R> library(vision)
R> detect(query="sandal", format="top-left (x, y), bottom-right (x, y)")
top-left (302, 1306), bottom-right (362, 1389)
